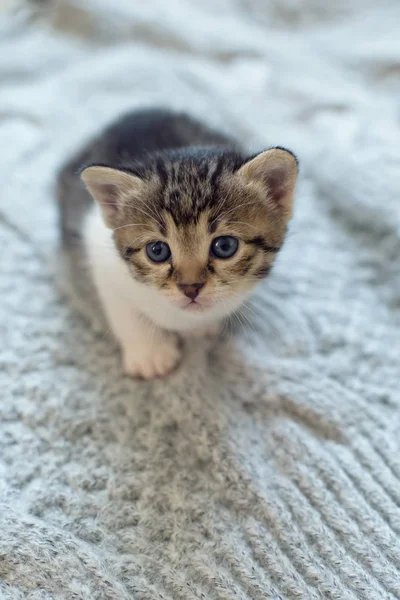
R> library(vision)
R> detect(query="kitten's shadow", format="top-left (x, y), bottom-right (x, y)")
top-left (54, 289), bottom-right (347, 565)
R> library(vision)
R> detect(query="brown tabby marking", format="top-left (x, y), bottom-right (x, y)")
top-left (81, 146), bottom-right (297, 304)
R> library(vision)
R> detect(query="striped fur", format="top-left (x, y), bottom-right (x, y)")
top-left (61, 109), bottom-right (297, 317)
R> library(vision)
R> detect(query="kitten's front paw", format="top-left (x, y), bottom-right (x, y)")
top-left (122, 336), bottom-right (181, 379)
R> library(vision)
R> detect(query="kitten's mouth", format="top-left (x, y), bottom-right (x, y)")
top-left (183, 299), bottom-right (209, 312)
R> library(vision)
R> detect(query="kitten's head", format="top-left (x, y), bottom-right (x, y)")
top-left (81, 147), bottom-right (297, 317)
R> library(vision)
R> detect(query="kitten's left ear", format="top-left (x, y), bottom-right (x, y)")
top-left (81, 165), bottom-right (145, 228)
top-left (237, 148), bottom-right (298, 218)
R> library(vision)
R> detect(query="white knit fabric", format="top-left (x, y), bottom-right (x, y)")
top-left (1, 1), bottom-right (400, 598)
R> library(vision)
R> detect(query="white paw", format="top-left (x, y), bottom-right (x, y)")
top-left (122, 336), bottom-right (181, 379)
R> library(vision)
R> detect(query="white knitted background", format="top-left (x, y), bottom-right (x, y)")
top-left (1, 1), bottom-right (400, 598)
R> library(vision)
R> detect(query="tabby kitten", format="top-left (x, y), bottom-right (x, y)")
top-left (58, 109), bottom-right (298, 378)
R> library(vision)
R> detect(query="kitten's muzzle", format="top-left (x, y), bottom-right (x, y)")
top-left (177, 281), bottom-right (205, 301)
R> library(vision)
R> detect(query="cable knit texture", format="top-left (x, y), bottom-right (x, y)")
top-left (1, 1), bottom-right (400, 598)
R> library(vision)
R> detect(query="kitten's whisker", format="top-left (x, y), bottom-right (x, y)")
top-left (220, 312), bottom-right (228, 335)
top-left (138, 197), bottom-right (164, 225)
top-left (221, 296), bottom-right (247, 335)
top-left (112, 223), bottom-right (147, 231)
top-left (228, 294), bottom-right (272, 332)
top-left (235, 307), bottom-right (248, 336)
top-left (224, 311), bottom-right (233, 338)
top-left (225, 292), bottom-right (264, 323)
top-left (213, 293), bottom-right (258, 335)
top-left (241, 304), bottom-right (266, 327)
top-left (226, 221), bottom-right (259, 231)
top-left (219, 299), bottom-right (234, 337)
top-left (121, 234), bottom-right (148, 248)
top-left (237, 306), bottom-right (256, 333)
top-left (228, 313), bottom-right (235, 337)
top-left (126, 204), bottom-right (162, 226)
top-left (211, 201), bottom-right (260, 225)
top-left (240, 298), bottom-right (282, 340)
top-left (135, 204), bottom-right (161, 226)
top-left (100, 327), bottom-right (112, 342)
top-left (212, 192), bottom-right (230, 219)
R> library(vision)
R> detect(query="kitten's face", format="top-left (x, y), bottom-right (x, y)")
top-left (82, 148), bottom-right (297, 316)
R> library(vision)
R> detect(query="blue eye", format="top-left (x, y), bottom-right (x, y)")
top-left (146, 241), bottom-right (171, 263)
top-left (211, 236), bottom-right (239, 259)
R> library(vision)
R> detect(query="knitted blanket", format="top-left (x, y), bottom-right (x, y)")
top-left (1, 1), bottom-right (399, 598)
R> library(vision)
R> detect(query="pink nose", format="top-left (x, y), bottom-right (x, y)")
top-left (178, 282), bottom-right (205, 300)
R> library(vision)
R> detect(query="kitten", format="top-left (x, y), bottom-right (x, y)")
top-left (58, 109), bottom-right (298, 378)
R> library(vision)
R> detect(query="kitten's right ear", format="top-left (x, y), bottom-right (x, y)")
top-left (237, 148), bottom-right (298, 219)
top-left (80, 166), bottom-right (144, 228)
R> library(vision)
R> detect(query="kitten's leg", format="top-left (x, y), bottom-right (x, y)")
top-left (101, 291), bottom-right (181, 379)
top-left (122, 324), bottom-right (181, 379)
